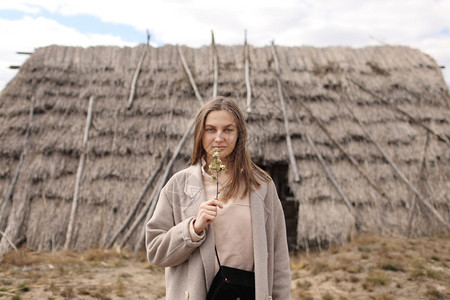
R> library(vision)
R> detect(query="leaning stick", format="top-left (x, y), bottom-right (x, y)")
top-left (296, 114), bottom-right (355, 216)
top-left (133, 118), bottom-right (196, 254)
top-left (244, 30), bottom-right (252, 113)
top-left (129, 50), bottom-right (204, 253)
top-left (117, 175), bottom-right (162, 250)
top-left (178, 45), bottom-right (204, 106)
top-left (0, 230), bottom-right (18, 252)
top-left (118, 118), bottom-right (196, 251)
top-left (271, 41), bottom-right (300, 182)
top-left (407, 133), bottom-right (430, 236)
top-left (0, 96), bottom-right (35, 224)
top-left (64, 96), bottom-right (95, 249)
top-left (211, 30), bottom-right (218, 98)
top-left (277, 75), bottom-right (392, 204)
top-left (367, 130), bottom-right (449, 229)
top-left (106, 148), bottom-right (169, 248)
top-left (348, 77), bottom-right (449, 145)
top-left (127, 46), bottom-right (148, 109)
top-left (343, 93), bottom-right (450, 230)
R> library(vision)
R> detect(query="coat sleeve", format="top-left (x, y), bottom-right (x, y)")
top-left (145, 183), bottom-right (205, 268)
top-left (269, 182), bottom-right (292, 299)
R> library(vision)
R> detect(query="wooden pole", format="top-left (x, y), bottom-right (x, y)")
top-left (0, 96), bottom-right (35, 224)
top-left (300, 118), bottom-right (355, 215)
top-left (407, 133), bottom-right (430, 237)
top-left (105, 148), bottom-right (169, 248)
top-left (127, 48), bottom-right (205, 253)
top-left (178, 45), bottom-right (204, 106)
top-left (295, 114), bottom-right (358, 237)
top-left (127, 45), bottom-right (148, 110)
top-left (211, 30), bottom-right (218, 98)
top-left (277, 76), bottom-right (392, 205)
top-left (0, 230), bottom-right (18, 252)
top-left (64, 96), bottom-right (95, 249)
top-left (343, 92), bottom-right (450, 230)
top-left (115, 118), bottom-right (196, 252)
top-left (117, 176), bottom-right (161, 249)
top-left (271, 41), bottom-right (300, 182)
top-left (133, 118), bottom-right (197, 254)
top-left (244, 30), bottom-right (252, 113)
top-left (348, 77), bottom-right (449, 145)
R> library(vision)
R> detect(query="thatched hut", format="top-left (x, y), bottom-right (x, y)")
top-left (0, 42), bottom-right (449, 254)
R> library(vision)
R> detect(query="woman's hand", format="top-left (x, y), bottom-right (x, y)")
top-left (193, 199), bottom-right (223, 234)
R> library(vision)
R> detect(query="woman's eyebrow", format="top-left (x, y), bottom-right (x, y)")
top-left (204, 123), bottom-right (235, 127)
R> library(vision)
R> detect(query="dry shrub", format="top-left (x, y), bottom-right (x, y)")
top-left (296, 280), bottom-right (312, 290)
top-left (346, 264), bottom-right (363, 274)
top-left (0, 248), bottom-right (81, 268)
top-left (322, 292), bottom-right (334, 300)
top-left (81, 248), bottom-right (129, 262)
top-left (0, 249), bottom-right (40, 267)
top-left (379, 261), bottom-right (405, 272)
top-left (292, 289), bottom-right (314, 300)
top-left (311, 260), bottom-right (330, 275)
top-left (376, 295), bottom-right (393, 300)
top-left (363, 270), bottom-right (391, 289)
top-left (425, 287), bottom-right (447, 300)
top-left (425, 269), bottom-right (442, 280)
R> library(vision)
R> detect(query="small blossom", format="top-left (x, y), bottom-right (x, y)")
top-left (209, 148), bottom-right (227, 199)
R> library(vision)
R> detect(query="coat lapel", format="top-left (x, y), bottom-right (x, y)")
top-left (183, 164), bottom-right (216, 290)
top-left (251, 182), bottom-right (270, 299)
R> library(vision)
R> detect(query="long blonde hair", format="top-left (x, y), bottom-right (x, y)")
top-left (191, 96), bottom-right (270, 199)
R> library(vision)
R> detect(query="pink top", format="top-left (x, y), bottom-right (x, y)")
top-left (189, 164), bottom-right (254, 273)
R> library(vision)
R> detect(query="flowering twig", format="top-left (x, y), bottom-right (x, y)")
top-left (208, 148), bottom-right (227, 199)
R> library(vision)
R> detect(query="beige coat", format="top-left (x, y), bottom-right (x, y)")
top-left (146, 164), bottom-right (291, 300)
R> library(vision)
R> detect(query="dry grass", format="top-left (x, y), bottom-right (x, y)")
top-left (290, 233), bottom-right (449, 300)
top-left (0, 233), bottom-right (449, 299)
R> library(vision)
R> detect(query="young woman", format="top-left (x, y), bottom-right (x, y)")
top-left (146, 96), bottom-right (291, 299)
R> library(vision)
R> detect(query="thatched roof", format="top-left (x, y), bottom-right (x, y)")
top-left (0, 43), bottom-right (449, 254)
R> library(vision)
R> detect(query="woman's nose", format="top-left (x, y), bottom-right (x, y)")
top-left (214, 131), bottom-right (224, 141)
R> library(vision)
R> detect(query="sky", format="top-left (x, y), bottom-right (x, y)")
top-left (0, 0), bottom-right (449, 92)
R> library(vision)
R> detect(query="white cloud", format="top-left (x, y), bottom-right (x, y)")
top-left (1, 0), bottom-right (449, 90)
top-left (0, 15), bottom-right (134, 91)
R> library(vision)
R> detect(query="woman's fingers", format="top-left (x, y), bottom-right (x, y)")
top-left (193, 199), bottom-right (223, 234)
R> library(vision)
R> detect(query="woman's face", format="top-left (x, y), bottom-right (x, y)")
top-left (202, 110), bottom-right (238, 163)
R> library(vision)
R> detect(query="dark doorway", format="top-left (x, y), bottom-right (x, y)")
top-left (259, 162), bottom-right (298, 251)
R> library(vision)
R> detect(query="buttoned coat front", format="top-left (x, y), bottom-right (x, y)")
top-left (146, 163), bottom-right (291, 300)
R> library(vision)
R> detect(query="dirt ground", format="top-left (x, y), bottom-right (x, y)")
top-left (0, 233), bottom-right (448, 300)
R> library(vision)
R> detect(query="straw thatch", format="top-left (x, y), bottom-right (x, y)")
top-left (0, 42), bottom-right (449, 254)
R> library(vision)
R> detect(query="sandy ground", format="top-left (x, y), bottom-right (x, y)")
top-left (0, 233), bottom-right (449, 300)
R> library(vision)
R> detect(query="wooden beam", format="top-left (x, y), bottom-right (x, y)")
top-left (211, 30), bottom-right (218, 98)
top-left (178, 45), bottom-right (204, 106)
top-left (64, 96), bottom-right (95, 249)
top-left (244, 30), bottom-right (252, 113)
top-left (407, 133), bottom-right (430, 237)
top-left (343, 93), bottom-right (450, 230)
top-left (105, 148), bottom-right (169, 248)
top-left (297, 115), bottom-right (355, 216)
top-left (270, 41), bottom-right (300, 182)
top-left (127, 47), bottom-right (148, 109)
top-left (0, 230), bottom-right (17, 252)
top-left (0, 96), bottom-right (35, 224)
top-left (125, 47), bottom-right (206, 253)
top-left (277, 75), bottom-right (392, 205)
top-left (348, 77), bottom-right (449, 145)
top-left (133, 118), bottom-right (197, 254)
